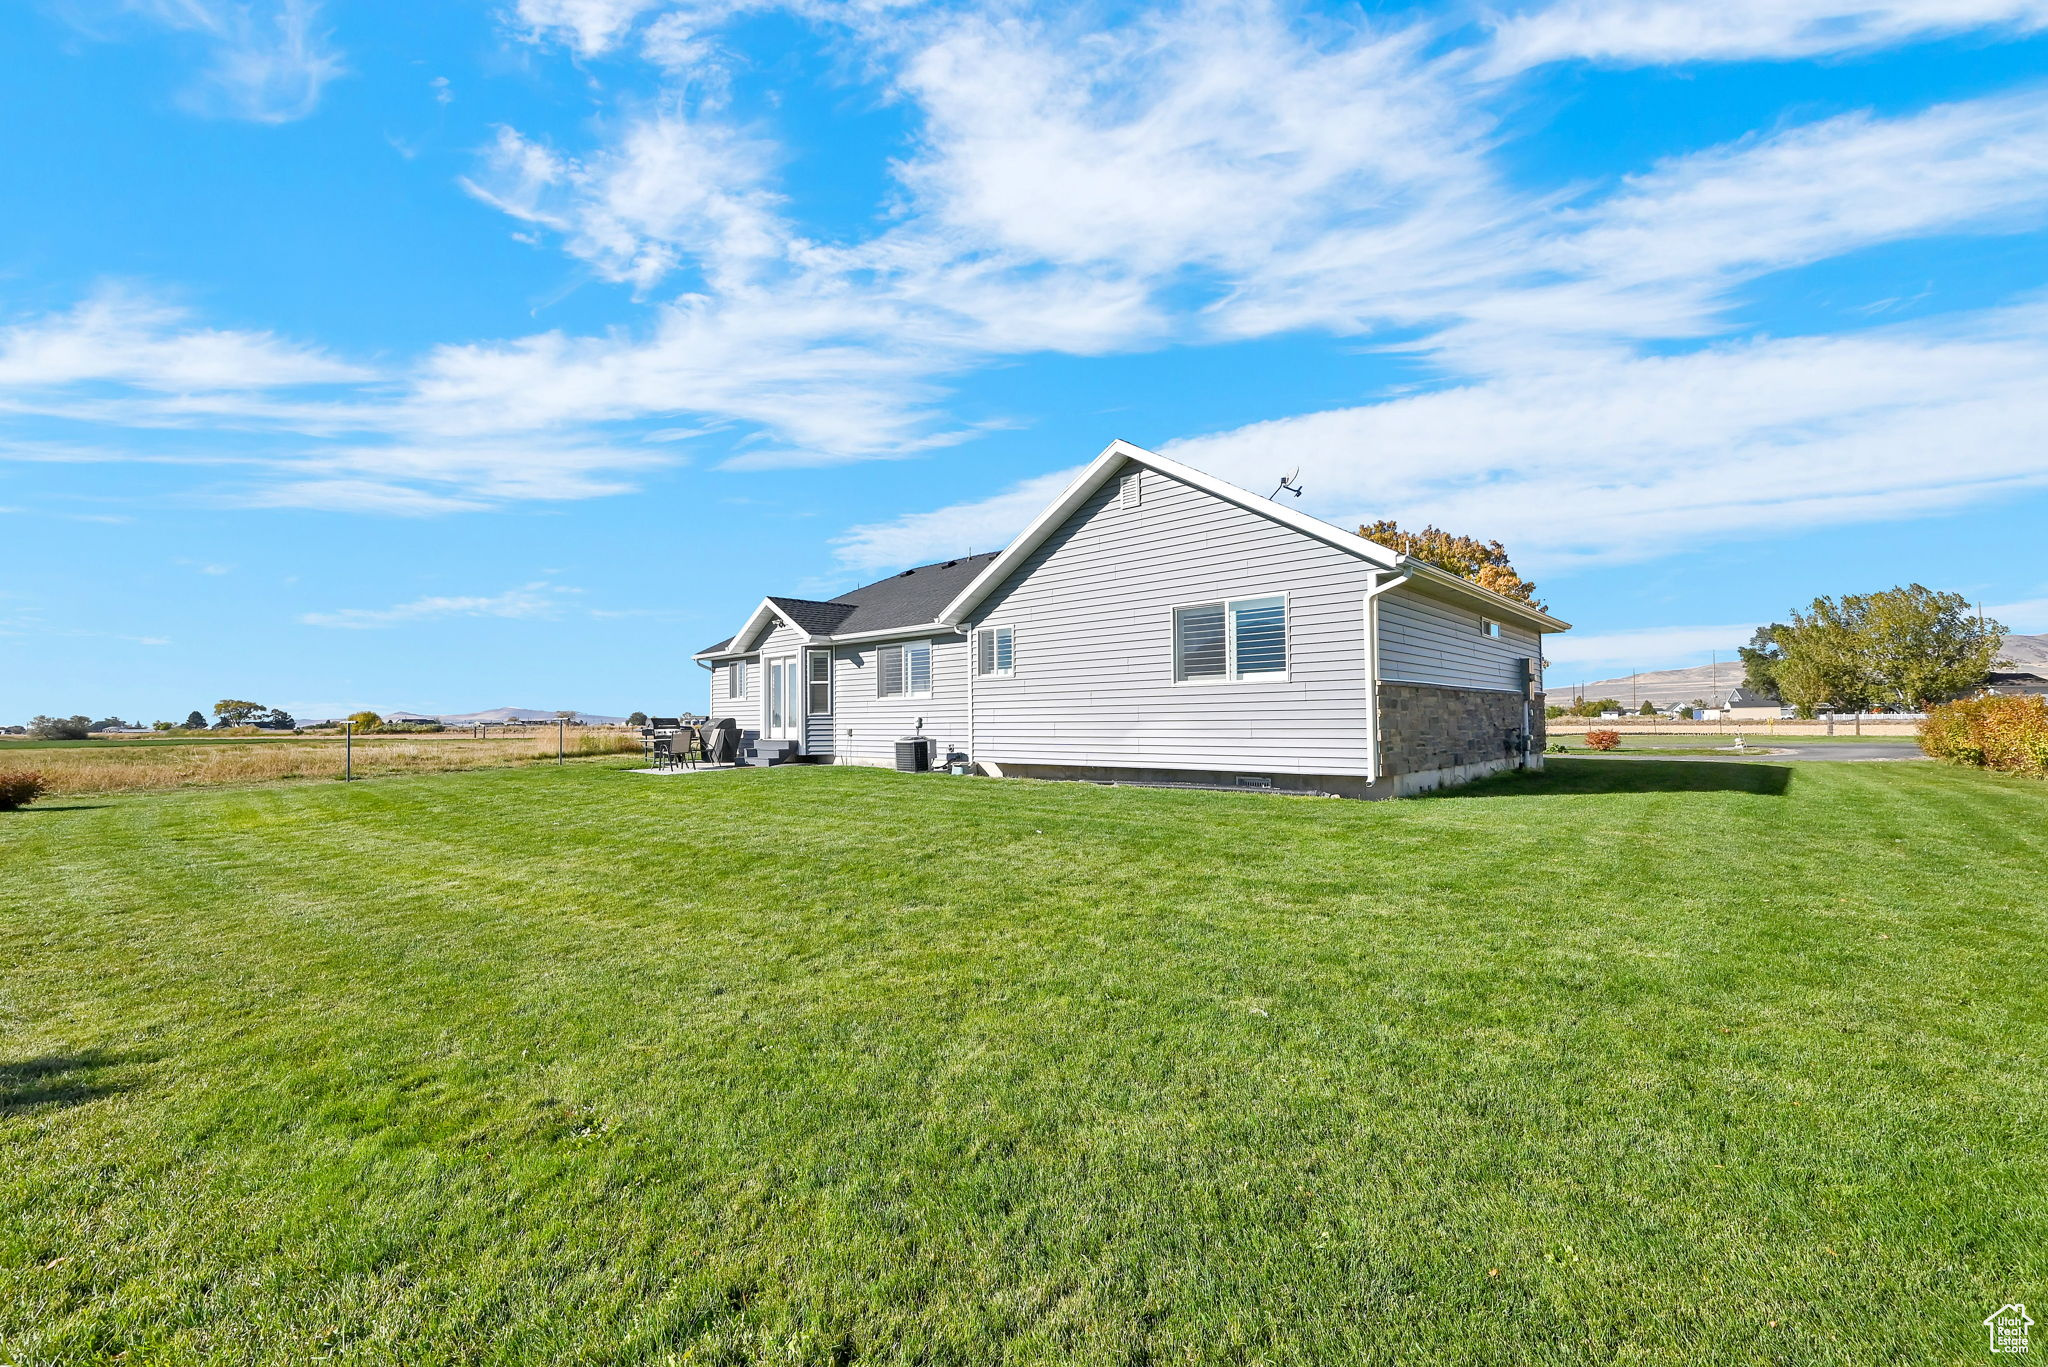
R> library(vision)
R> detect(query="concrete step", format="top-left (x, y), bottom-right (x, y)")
top-left (736, 739), bottom-right (798, 767)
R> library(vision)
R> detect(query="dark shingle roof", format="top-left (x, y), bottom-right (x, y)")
top-left (698, 553), bottom-right (1000, 655)
top-left (765, 596), bottom-right (856, 634)
top-left (822, 553), bottom-right (999, 635)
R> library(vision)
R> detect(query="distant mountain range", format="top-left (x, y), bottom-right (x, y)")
top-left (368, 707), bottom-right (631, 725)
top-left (1553, 633), bottom-right (2048, 707)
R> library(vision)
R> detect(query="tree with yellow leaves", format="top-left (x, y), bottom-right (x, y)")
top-left (1358, 521), bottom-right (1544, 609)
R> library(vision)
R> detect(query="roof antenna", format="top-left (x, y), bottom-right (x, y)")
top-left (1269, 467), bottom-right (1303, 501)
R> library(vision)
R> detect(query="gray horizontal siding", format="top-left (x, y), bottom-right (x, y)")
top-left (966, 469), bottom-right (1380, 777)
top-left (706, 655), bottom-right (756, 722)
top-left (1379, 588), bottom-right (1540, 693)
top-left (830, 634), bottom-right (969, 766)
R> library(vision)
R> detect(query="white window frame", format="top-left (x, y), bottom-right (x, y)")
top-left (806, 649), bottom-right (833, 715)
top-left (876, 639), bottom-right (936, 699)
top-left (974, 624), bottom-right (1015, 678)
top-left (727, 659), bottom-right (749, 699)
top-left (1170, 592), bottom-right (1291, 685)
top-left (1480, 618), bottom-right (1503, 639)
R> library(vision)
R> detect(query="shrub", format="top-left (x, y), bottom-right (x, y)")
top-left (1584, 730), bottom-right (1621, 751)
top-left (0, 770), bottom-right (47, 810)
top-left (1919, 696), bottom-right (2048, 775)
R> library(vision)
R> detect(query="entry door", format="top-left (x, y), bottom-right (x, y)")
top-left (766, 656), bottom-right (800, 742)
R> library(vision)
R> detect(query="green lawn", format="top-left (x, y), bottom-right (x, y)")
top-left (3, 760), bottom-right (2044, 1364)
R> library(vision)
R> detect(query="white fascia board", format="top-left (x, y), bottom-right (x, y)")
top-left (933, 439), bottom-right (1568, 634)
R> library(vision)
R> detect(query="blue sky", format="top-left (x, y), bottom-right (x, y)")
top-left (4, 0), bottom-right (2047, 720)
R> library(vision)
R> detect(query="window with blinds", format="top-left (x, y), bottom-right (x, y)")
top-left (807, 650), bottom-right (832, 714)
top-left (877, 641), bottom-right (934, 697)
top-left (1173, 604), bottom-right (1227, 681)
top-left (1174, 596), bottom-right (1287, 682)
top-left (975, 625), bottom-right (1014, 676)
top-left (727, 660), bottom-right (748, 698)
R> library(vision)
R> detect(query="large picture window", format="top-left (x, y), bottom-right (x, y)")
top-left (877, 640), bottom-right (934, 698)
top-left (1173, 595), bottom-right (1288, 682)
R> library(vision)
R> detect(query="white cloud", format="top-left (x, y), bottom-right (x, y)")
top-left (832, 466), bottom-right (1082, 572)
top-left (126, 0), bottom-right (345, 122)
top-left (1541, 623), bottom-right (1759, 669)
top-left (0, 288), bottom-right (369, 391)
top-left (462, 117), bottom-right (785, 291)
top-left (299, 582), bottom-right (578, 628)
top-left (1487, 0), bottom-right (2048, 72)
top-left (1986, 596), bottom-right (2048, 633)
top-left (509, 0), bottom-right (665, 55)
top-left (842, 301), bottom-right (2048, 572)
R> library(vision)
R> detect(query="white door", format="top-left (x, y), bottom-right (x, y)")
top-left (766, 656), bottom-right (799, 742)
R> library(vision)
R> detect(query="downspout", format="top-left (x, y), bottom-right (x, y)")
top-left (1363, 568), bottom-right (1412, 786)
top-left (960, 624), bottom-right (976, 769)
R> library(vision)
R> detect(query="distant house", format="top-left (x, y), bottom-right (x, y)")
top-left (694, 441), bottom-right (1572, 797)
top-left (383, 711), bottom-right (442, 725)
top-left (1982, 671), bottom-right (2048, 698)
top-left (1721, 686), bottom-right (1788, 721)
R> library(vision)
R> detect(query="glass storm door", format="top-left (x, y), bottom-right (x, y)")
top-left (767, 657), bottom-right (799, 741)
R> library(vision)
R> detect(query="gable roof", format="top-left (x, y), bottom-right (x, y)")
top-left (698, 441), bottom-right (1569, 659)
top-left (1726, 686), bottom-right (1780, 707)
top-left (696, 553), bottom-right (999, 658)
top-left (936, 440), bottom-right (1570, 633)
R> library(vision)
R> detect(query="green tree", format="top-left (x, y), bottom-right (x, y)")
top-left (1856, 585), bottom-right (2005, 709)
top-left (262, 708), bottom-right (297, 730)
top-left (1774, 599), bottom-right (1874, 717)
top-left (213, 700), bottom-right (265, 726)
top-left (1773, 586), bottom-right (2005, 715)
top-left (152, 720), bottom-right (174, 731)
top-left (183, 710), bottom-right (208, 730)
top-left (1638, 701), bottom-right (1657, 715)
top-left (627, 711), bottom-right (649, 727)
top-left (346, 711), bottom-right (382, 730)
top-left (1358, 521), bottom-right (1544, 608)
top-left (29, 715), bottom-right (91, 740)
top-left (1738, 625), bottom-right (1786, 697)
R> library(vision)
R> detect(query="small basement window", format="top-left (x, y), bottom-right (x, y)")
top-left (975, 625), bottom-right (1014, 677)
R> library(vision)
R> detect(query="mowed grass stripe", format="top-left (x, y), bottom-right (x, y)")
top-left (2, 759), bottom-right (2045, 1364)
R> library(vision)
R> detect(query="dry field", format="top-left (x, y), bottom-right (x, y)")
top-left (0, 730), bottom-right (644, 796)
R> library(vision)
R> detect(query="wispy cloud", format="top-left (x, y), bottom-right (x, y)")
top-left (1541, 623), bottom-right (1760, 670)
top-left (117, 0), bottom-right (346, 122)
top-left (1487, 0), bottom-right (2048, 73)
top-left (298, 581), bottom-right (579, 628)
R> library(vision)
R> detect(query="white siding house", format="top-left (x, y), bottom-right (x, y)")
top-left (695, 441), bottom-right (1569, 797)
